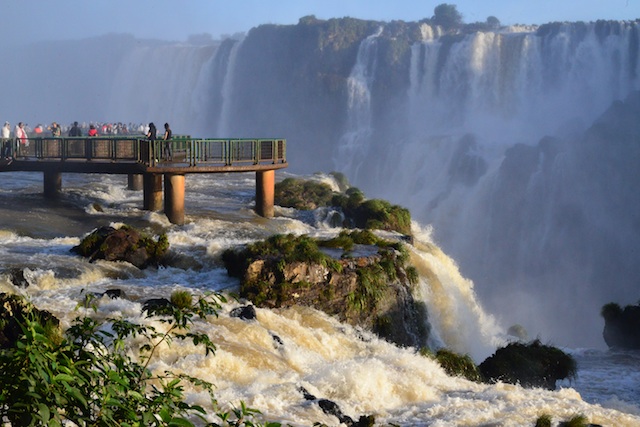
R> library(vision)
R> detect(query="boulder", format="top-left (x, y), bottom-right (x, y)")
top-left (299, 387), bottom-right (375, 427)
top-left (6, 268), bottom-right (29, 288)
top-left (230, 304), bottom-right (257, 321)
top-left (71, 225), bottom-right (168, 269)
top-left (479, 340), bottom-right (576, 390)
top-left (601, 302), bottom-right (640, 349)
top-left (223, 233), bottom-right (429, 348)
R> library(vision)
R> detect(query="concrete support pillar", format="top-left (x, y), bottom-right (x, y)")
top-left (43, 171), bottom-right (62, 199)
top-left (143, 173), bottom-right (162, 211)
top-left (255, 169), bottom-right (275, 218)
top-left (127, 174), bottom-right (143, 191)
top-left (164, 173), bottom-right (185, 225)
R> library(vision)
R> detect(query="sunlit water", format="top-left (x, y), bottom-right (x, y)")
top-left (0, 171), bottom-right (638, 426)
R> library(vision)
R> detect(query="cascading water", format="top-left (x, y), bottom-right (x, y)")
top-left (359, 22), bottom-right (640, 348)
top-left (216, 38), bottom-right (243, 136)
top-left (332, 27), bottom-right (383, 179)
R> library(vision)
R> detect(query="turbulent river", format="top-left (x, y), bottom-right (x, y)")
top-left (0, 171), bottom-right (638, 426)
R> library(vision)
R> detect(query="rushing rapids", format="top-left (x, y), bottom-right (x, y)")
top-left (0, 171), bottom-right (638, 425)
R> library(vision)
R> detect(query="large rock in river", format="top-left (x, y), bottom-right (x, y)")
top-left (71, 225), bottom-right (169, 269)
top-left (601, 302), bottom-right (640, 349)
top-left (223, 233), bottom-right (429, 348)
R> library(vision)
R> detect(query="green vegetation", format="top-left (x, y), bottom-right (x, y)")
top-left (349, 264), bottom-right (387, 313)
top-left (432, 3), bottom-right (463, 30)
top-left (224, 231), bottom-right (417, 319)
top-left (535, 414), bottom-right (552, 427)
top-left (71, 224), bottom-right (169, 268)
top-left (561, 415), bottom-right (589, 427)
top-left (275, 177), bottom-right (412, 236)
top-left (479, 340), bottom-right (577, 390)
top-left (0, 292), bottom-right (278, 427)
top-left (420, 347), bottom-right (483, 382)
top-left (537, 414), bottom-right (591, 427)
top-left (274, 177), bottom-right (334, 210)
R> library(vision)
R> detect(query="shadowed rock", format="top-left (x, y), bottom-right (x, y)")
top-left (71, 225), bottom-right (168, 269)
top-left (229, 304), bottom-right (257, 320)
top-left (479, 340), bottom-right (576, 390)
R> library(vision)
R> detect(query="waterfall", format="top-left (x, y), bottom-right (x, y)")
top-left (409, 222), bottom-right (505, 361)
top-left (369, 21), bottom-right (640, 348)
top-left (332, 27), bottom-right (383, 180)
top-left (216, 38), bottom-right (243, 136)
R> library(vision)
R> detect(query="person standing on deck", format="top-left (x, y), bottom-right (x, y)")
top-left (146, 122), bottom-right (157, 163)
top-left (68, 121), bottom-right (82, 137)
top-left (162, 122), bottom-right (172, 161)
top-left (48, 122), bottom-right (61, 137)
top-left (14, 122), bottom-right (29, 157)
top-left (2, 121), bottom-right (11, 159)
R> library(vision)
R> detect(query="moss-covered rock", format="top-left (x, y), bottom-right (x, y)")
top-left (479, 340), bottom-right (577, 390)
top-left (71, 225), bottom-right (169, 269)
top-left (222, 231), bottom-right (428, 348)
top-left (274, 177), bottom-right (335, 210)
top-left (275, 176), bottom-right (412, 236)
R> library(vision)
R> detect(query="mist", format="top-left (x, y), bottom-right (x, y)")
top-left (1, 18), bottom-right (639, 348)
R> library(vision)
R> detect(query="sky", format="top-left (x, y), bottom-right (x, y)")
top-left (0, 0), bottom-right (639, 46)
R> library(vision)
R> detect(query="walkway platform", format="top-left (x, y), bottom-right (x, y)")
top-left (0, 136), bottom-right (287, 224)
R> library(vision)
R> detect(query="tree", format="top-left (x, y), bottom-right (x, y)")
top-left (486, 16), bottom-right (501, 30)
top-left (432, 3), bottom-right (463, 30)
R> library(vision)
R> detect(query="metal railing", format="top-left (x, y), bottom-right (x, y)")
top-left (6, 137), bottom-right (286, 167)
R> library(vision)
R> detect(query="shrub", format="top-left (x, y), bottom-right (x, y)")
top-left (0, 293), bottom-right (278, 427)
top-left (535, 414), bottom-right (552, 427)
top-left (434, 348), bottom-right (483, 382)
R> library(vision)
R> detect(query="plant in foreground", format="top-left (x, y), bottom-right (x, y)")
top-left (0, 292), bottom-right (279, 427)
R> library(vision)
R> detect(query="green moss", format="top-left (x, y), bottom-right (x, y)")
top-left (535, 414), bottom-right (552, 427)
top-left (406, 266), bottom-right (419, 285)
top-left (434, 349), bottom-right (483, 382)
top-left (274, 178), bottom-right (335, 210)
top-left (349, 264), bottom-right (387, 313)
top-left (73, 232), bottom-right (102, 256)
top-left (276, 176), bottom-right (412, 236)
top-left (562, 415), bottom-right (588, 427)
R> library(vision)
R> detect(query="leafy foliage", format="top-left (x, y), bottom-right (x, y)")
top-left (432, 3), bottom-right (463, 30)
top-left (0, 292), bottom-right (278, 427)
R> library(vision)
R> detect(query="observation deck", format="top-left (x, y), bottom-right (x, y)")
top-left (0, 136), bottom-right (288, 224)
